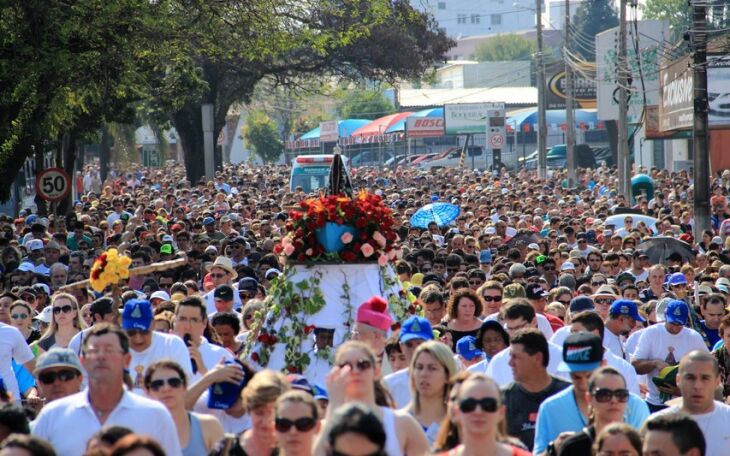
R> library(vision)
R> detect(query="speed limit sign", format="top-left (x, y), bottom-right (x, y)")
top-left (36, 168), bottom-right (71, 202)
top-left (489, 133), bottom-right (505, 148)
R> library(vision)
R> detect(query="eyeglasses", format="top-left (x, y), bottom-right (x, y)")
top-left (446, 267), bottom-right (459, 273)
top-left (542, 266), bottom-right (556, 271)
top-left (337, 359), bottom-right (373, 372)
top-left (482, 295), bottom-right (502, 302)
top-left (148, 377), bottom-right (184, 391)
top-left (11, 313), bottom-right (29, 320)
top-left (459, 397), bottom-right (499, 413)
top-left (592, 388), bottom-right (630, 403)
top-left (53, 305), bottom-right (74, 315)
top-left (592, 281), bottom-right (606, 286)
top-left (275, 417), bottom-right (317, 433)
top-left (125, 329), bottom-right (150, 337)
top-left (38, 369), bottom-right (78, 385)
top-left (558, 300), bottom-right (571, 306)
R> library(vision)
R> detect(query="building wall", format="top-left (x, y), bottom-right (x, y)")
top-left (416, 0), bottom-right (537, 38)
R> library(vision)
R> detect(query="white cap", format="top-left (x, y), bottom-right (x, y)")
top-left (26, 239), bottom-right (44, 251)
top-left (527, 243), bottom-right (539, 251)
top-left (34, 306), bottom-right (53, 324)
top-left (150, 291), bottom-right (171, 302)
top-left (561, 261), bottom-right (576, 271)
top-left (17, 262), bottom-right (35, 273)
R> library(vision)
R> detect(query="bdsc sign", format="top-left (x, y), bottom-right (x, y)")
top-left (36, 168), bottom-right (71, 202)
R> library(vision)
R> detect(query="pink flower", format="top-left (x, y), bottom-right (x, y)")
top-left (361, 243), bottom-right (375, 258)
top-left (372, 231), bottom-right (386, 247)
top-left (305, 248), bottom-right (313, 256)
top-left (341, 232), bottom-right (354, 244)
top-left (387, 249), bottom-right (397, 260)
top-left (284, 244), bottom-right (296, 256)
top-left (282, 236), bottom-right (292, 246)
top-left (378, 253), bottom-right (388, 267)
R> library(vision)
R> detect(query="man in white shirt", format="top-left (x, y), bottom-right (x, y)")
top-left (383, 316), bottom-right (433, 408)
top-left (202, 257), bottom-right (242, 314)
top-left (632, 300), bottom-right (708, 412)
top-left (604, 299), bottom-right (644, 361)
top-left (172, 295), bottom-right (234, 384)
top-left (32, 324), bottom-right (182, 455)
top-left (121, 299), bottom-right (192, 393)
top-left (653, 350), bottom-right (730, 456)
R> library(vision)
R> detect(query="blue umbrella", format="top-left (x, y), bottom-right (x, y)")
top-left (410, 203), bottom-right (461, 228)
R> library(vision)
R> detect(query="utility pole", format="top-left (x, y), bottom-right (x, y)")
top-left (692, 1), bottom-right (710, 239)
top-left (618, 0), bottom-right (631, 198)
top-left (536, 0), bottom-right (548, 179)
top-left (565, 0), bottom-right (576, 187)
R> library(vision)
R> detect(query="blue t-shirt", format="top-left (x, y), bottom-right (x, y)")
top-left (701, 320), bottom-right (721, 348)
top-left (12, 360), bottom-right (35, 397)
top-left (533, 385), bottom-right (650, 455)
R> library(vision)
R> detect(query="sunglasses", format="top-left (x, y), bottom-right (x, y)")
top-left (459, 397), bottom-right (499, 413)
top-left (11, 313), bottom-right (29, 320)
top-left (557, 300), bottom-right (571, 306)
top-left (53, 305), bottom-right (74, 315)
top-left (542, 266), bottom-right (556, 271)
top-left (592, 388), bottom-right (630, 403)
top-left (469, 280), bottom-right (484, 286)
top-left (482, 295), bottom-right (502, 302)
top-left (149, 377), bottom-right (184, 391)
top-left (337, 359), bottom-right (373, 372)
top-left (595, 299), bottom-right (613, 305)
top-left (592, 281), bottom-right (606, 286)
top-left (38, 369), bottom-right (78, 385)
top-left (275, 417), bottom-right (317, 433)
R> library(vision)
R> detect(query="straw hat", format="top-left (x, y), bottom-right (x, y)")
top-left (205, 256), bottom-right (238, 279)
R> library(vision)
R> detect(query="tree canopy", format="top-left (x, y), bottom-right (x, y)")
top-left (336, 88), bottom-right (395, 120)
top-left (641, 0), bottom-right (691, 43)
top-left (473, 34), bottom-right (537, 62)
top-left (243, 110), bottom-right (283, 163)
top-left (569, 0), bottom-right (619, 61)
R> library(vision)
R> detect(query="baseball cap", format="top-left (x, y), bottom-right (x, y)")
top-left (34, 306), bottom-right (53, 324)
top-left (509, 263), bottom-right (527, 277)
top-left (34, 347), bottom-right (82, 375)
top-left (17, 262), bottom-right (35, 273)
top-left (203, 217), bottom-right (215, 226)
top-left (121, 299), bottom-right (153, 331)
top-left (479, 249), bottom-right (492, 264)
top-left (313, 384), bottom-right (328, 401)
top-left (238, 277), bottom-right (259, 292)
top-left (456, 336), bottom-right (485, 361)
top-left (527, 243), bottom-right (540, 251)
top-left (32, 283), bottom-right (51, 295)
top-left (356, 296), bottom-right (393, 332)
top-left (207, 360), bottom-right (248, 410)
top-left (560, 261), bottom-right (576, 272)
top-left (286, 374), bottom-right (314, 395)
top-left (525, 283), bottom-right (549, 300)
top-left (569, 296), bottom-right (595, 313)
top-left (150, 290), bottom-right (170, 302)
top-left (160, 244), bottom-right (173, 255)
top-left (214, 284), bottom-right (235, 301)
top-left (665, 300), bottom-right (689, 325)
top-left (399, 316), bottom-right (433, 343)
top-left (422, 273), bottom-right (445, 287)
top-left (26, 239), bottom-right (44, 251)
top-left (608, 299), bottom-right (646, 322)
top-left (558, 332), bottom-right (603, 373)
top-left (615, 272), bottom-right (635, 286)
top-left (503, 283), bottom-right (526, 299)
top-left (666, 272), bottom-right (688, 287)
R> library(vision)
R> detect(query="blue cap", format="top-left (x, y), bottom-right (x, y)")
top-left (665, 300), bottom-right (689, 325)
top-left (121, 299), bottom-right (153, 331)
top-left (559, 332), bottom-right (603, 373)
top-left (479, 249), bottom-right (492, 264)
top-left (456, 336), bottom-right (485, 361)
top-left (399, 316), bottom-right (433, 343)
top-left (666, 272), bottom-right (687, 287)
top-left (609, 299), bottom-right (646, 322)
top-left (203, 217), bottom-right (215, 226)
top-left (313, 384), bottom-right (328, 401)
top-left (25, 214), bottom-right (37, 225)
top-left (207, 361), bottom-right (247, 410)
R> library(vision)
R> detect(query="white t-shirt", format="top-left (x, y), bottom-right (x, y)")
top-left (550, 325), bottom-right (572, 347)
top-left (655, 402), bottom-right (730, 456)
top-left (631, 324), bottom-right (708, 405)
top-left (383, 368), bottom-right (410, 409)
top-left (0, 323), bottom-right (34, 402)
top-left (484, 342), bottom-right (566, 387)
top-left (603, 350), bottom-right (641, 395)
top-left (129, 332), bottom-right (193, 394)
top-left (484, 312), bottom-right (554, 340)
top-left (604, 329), bottom-right (628, 361)
top-left (33, 389), bottom-right (182, 456)
top-left (190, 338), bottom-right (235, 384)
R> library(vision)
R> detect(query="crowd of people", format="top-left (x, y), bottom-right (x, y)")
top-left (1, 160), bottom-right (729, 455)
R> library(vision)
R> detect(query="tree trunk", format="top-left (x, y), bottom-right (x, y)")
top-left (100, 124), bottom-right (110, 183)
top-left (34, 141), bottom-right (48, 216)
top-left (172, 103), bottom-right (206, 185)
top-left (58, 130), bottom-right (77, 215)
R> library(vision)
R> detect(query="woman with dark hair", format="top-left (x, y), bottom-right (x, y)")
top-left (474, 320), bottom-right (509, 362)
top-left (592, 422), bottom-right (641, 456)
top-left (314, 341), bottom-right (429, 456)
top-left (324, 402), bottom-right (387, 456)
top-left (0, 434), bottom-right (56, 456)
top-left (144, 360), bottom-right (224, 455)
top-left (109, 435), bottom-right (165, 456)
top-left (9, 301), bottom-right (40, 344)
top-left (445, 288), bottom-right (484, 350)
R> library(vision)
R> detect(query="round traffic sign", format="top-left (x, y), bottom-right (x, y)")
top-left (36, 168), bottom-right (71, 202)
top-left (489, 133), bottom-right (505, 148)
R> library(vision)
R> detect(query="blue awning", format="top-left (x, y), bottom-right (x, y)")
top-left (298, 119), bottom-right (370, 140)
top-left (507, 108), bottom-right (599, 129)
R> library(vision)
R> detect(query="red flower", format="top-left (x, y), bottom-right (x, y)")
top-left (287, 365), bottom-right (298, 373)
top-left (391, 322), bottom-right (401, 331)
top-left (273, 244), bottom-right (283, 254)
top-left (251, 352), bottom-right (260, 362)
top-left (341, 251), bottom-right (357, 262)
top-left (304, 325), bottom-right (315, 334)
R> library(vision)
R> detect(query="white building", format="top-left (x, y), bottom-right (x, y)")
top-left (415, 0), bottom-right (538, 38)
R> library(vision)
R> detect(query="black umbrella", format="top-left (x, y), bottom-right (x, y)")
top-left (637, 236), bottom-right (695, 265)
top-left (327, 149), bottom-right (354, 197)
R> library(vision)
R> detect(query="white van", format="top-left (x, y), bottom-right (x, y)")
top-left (289, 155), bottom-right (349, 193)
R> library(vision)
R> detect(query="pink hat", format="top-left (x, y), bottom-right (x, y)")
top-left (356, 296), bottom-right (392, 332)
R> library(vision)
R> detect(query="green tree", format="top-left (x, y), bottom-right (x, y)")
top-left (336, 89), bottom-right (395, 120)
top-left (473, 34), bottom-right (537, 61)
top-left (570, 0), bottom-right (619, 61)
top-left (641, 0), bottom-right (691, 42)
top-left (243, 110), bottom-right (283, 163)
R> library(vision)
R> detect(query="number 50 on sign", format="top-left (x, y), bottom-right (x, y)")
top-left (36, 168), bottom-right (71, 202)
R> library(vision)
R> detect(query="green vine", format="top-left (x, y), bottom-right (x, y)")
top-left (380, 265), bottom-right (420, 331)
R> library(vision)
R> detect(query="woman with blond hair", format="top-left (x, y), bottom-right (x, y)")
top-left (32, 292), bottom-right (85, 355)
top-left (404, 341), bottom-right (458, 446)
top-left (315, 340), bottom-right (429, 456)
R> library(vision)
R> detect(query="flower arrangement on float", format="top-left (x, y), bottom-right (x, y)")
top-left (89, 248), bottom-right (132, 292)
top-left (274, 190), bottom-right (401, 264)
